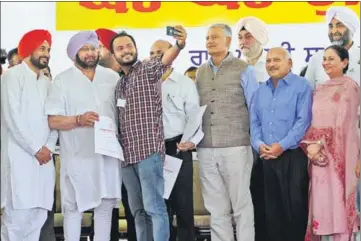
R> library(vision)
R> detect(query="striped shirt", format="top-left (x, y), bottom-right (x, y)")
top-left (115, 57), bottom-right (168, 165)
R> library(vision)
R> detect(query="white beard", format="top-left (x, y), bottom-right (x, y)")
top-left (241, 41), bottom-right (263, 59)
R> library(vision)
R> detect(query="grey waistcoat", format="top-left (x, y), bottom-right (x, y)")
top-left (196, 54), bottom-right (251, 148)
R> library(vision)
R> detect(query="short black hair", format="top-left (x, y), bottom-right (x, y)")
top-left (110, 31), bottom-right (137, 54)
top-left (7, 48), bottom-right (18, 62)
top-left (184, 66), bottom-right (198, 74)
top-left (325, 45), bottom-right (349, 74)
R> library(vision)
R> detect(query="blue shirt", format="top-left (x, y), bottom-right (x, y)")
top-left (250, 72), bottom-right (313, 152)
top-left (209, 55), bottom-right (259, 109)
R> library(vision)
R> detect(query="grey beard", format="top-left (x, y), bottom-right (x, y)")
top-left (329, 29), bottom-right (352, 47)
top-left (242, 46), bottom-right (263, 60)
top-left (241, 41), bottom-right (263, 59)
top-left (331, 40), bottom-right (345, 46)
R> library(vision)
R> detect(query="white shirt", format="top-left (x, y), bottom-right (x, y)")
top-left (162, 70), bottom-right (204, 146)
top-left (45, 65), bottom-right (122, 212)
top-left (305, 43), bottom-right (360, 88)
top-left (1, 62), bottom-right (57, 210)
top-left (241, 49), bottom-right (269, 83)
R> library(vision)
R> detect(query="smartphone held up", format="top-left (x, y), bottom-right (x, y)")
top-left (166, 26), bottom-right (180, 37)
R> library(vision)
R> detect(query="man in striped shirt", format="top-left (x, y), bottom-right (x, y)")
top-left (111, 27), bottom-right (187, 241)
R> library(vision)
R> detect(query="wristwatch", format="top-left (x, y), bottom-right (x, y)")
top-left (176, 40), bottom-right (185, 50)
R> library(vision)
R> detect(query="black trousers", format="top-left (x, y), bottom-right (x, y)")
top-left (262, 148), bottom-right (309, 241)
top-left (165, 135), bottom-right (195, 241)
top-left (250, 148), bottom-right (266, 241)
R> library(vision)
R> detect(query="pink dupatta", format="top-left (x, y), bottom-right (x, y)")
top-left (301, 76), bottom-right (360, 241)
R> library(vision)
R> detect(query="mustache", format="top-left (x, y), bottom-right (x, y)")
top-left (268, 67), bottom-right (278, 71)
top-left (330, 32), bottom-right (344, 39)
top-left (39, 56), bottom-right (49, 61)
top-left (85, 57), bottom-right (96, 61)
top-left (121, 52), bottom-right (134, 58)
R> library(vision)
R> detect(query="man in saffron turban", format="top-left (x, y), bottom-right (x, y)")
top-left (1, 29), bottom-right (58, 241)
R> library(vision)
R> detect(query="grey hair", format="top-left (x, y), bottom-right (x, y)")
top-left (284, 50), bottom-right (292, 60)
top-left (209, 23), bottom-right (232, 37)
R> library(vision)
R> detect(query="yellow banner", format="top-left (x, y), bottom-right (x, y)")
top-left (56, 1), bottom-right (360, 31)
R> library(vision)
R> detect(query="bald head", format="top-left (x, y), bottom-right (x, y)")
top-left (268, 47), bottom-right (291, 60)
top-left (266, 47), bottom-right (292, 81)
top-left (150, 40), bottom-right (173, 59)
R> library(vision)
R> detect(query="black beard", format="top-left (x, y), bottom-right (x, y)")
top-left (115, 52), bottom-right (138, 67)
top-left (30, 55), bottom-right (48, 69)
top-left (75, 54), bottom-right (99, 70)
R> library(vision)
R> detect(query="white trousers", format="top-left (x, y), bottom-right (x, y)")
top-left (1, 203), bottom-right (47, 241)
top-left (63, 198), bottom-right (117, 241)
top-left (198, 146), bottom-right (254, 241)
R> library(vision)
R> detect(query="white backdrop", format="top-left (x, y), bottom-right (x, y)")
top-left (1, 2), bottom-right (360, 76)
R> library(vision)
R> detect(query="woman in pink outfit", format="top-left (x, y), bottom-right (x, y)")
top-left (301, 45), bottom-right (360, 241)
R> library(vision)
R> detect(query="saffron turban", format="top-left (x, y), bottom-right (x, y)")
top-left (326, 6), bottom-right (359, 35)
top-left (95, 28), bottom-right (117, 51)
top-left (18, 29), bottom-right (52, 58)
top-left (66, 31), bottom-right (99, 61)
top-left (235, 17), bottom-right (269, 46)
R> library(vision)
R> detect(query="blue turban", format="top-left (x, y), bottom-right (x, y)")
top-left (66, 31), bottom-right (99, 61)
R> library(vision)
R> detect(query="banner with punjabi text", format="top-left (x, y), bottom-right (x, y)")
top-left (55, 1), bottom-right (360, 30)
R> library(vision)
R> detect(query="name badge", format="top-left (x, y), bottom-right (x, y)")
top-left (117, 98), bottom-right (126, 107)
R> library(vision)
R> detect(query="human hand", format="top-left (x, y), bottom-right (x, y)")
top-left (307, 143), bottom-right (322, 158)
top-left (268, 143), bottom-right (284, 158)
top-left (173, 25), bottom-right (187, 46)
top-left (35, 146), bottom-right (52, 165)
top-left (177, 141), bottom-right (195, 152)
top-left (79, 111), bottom-right (99, 127)
top-left (259, 144), bottom-right (277, 160)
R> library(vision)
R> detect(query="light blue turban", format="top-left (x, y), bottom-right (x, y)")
top-left (66, 31), bottom-right (99, 61)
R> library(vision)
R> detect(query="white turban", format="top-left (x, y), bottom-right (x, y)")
top-left (66, 31), bottom-right (99, 61)
top-left (236, 17), bottom-right (269, 45)
top-left (326, 6), bottom-right (359, 35)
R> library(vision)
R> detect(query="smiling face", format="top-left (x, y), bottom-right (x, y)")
top-left (322, 47), bottom-right (348, 79)
top-left (75, 43), bottom-right (99, 70)
top-left (328, 18), bottom-right (351, 47)
top-left (266, 48), bottom-right (292, 80)
top-left (112, 36), bottom-right (138, 67)
top-left (29, 41), bottom-right (50, 70)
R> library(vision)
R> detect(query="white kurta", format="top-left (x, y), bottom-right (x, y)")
top-left (45, 65), bottom-right (122, 212)
top-left (241, 49), bottom-right (269, 83)
top-left (305, 43), bottom-right (360, 88)
top-left (1, 62), bottom-right (57, 210)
